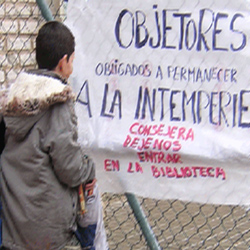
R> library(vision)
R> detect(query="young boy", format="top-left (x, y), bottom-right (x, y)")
top-left (0, 21), bottom-right (107, 250)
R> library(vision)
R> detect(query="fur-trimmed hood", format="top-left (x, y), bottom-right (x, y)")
top-left (1, 70), bottom-right (75, 140)
top-left (1, 70), bottom-right (74, 117)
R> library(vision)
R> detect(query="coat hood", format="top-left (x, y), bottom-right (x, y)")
top-left (1, 71), bottom-right (75, 140)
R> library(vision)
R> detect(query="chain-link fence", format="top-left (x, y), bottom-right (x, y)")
top-left (103, 194), bottom-right (250, 249)
top-left (1, 0), bottom-right (250, 249)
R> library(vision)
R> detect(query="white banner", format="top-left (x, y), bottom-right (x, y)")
top-left (65, 0), bottom-right (250, 205)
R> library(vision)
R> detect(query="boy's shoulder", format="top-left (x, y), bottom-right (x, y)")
top-left (2, 71), bottom-right (75, 116)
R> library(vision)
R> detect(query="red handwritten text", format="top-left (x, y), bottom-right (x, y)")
top-left (123, 135), bottom-right (181, 151)
top-left (129, 123), bottom-right (194, 140)
top-left (152, 166), bottom-right (226, 180)
top-left (127, 162), bottom-right (143, 173)
top-left (104, 159), bottom-right (120, 171)
top-left (137, 151), bottom-right (182, 164)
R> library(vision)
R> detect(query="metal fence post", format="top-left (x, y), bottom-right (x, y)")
top-left (125, 193), bottom-right (161, 250)
top-left (36, 0), bottom-right (54, 21)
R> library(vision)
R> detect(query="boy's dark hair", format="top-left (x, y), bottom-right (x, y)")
top-left (36, 21), bottom-right (75, 70)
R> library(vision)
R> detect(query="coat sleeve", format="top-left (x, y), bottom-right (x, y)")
top-left (44, 101), bottom-right (95, 187)
top-left (0, 114), bottom-right (5, 155)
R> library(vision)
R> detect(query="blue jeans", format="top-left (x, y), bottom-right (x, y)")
top-left (74, 224), bottom-right (96, 250)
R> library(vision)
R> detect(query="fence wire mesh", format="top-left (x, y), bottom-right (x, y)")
top-left (102, 194), bottom-right (250, 249)
top-left (1, 0), bottom-right (250, 249)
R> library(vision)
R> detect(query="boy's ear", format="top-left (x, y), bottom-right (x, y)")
top-left (54, 54), bottom-right (68, 74)
top-left (58, 54), bottom-right (68, 70)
